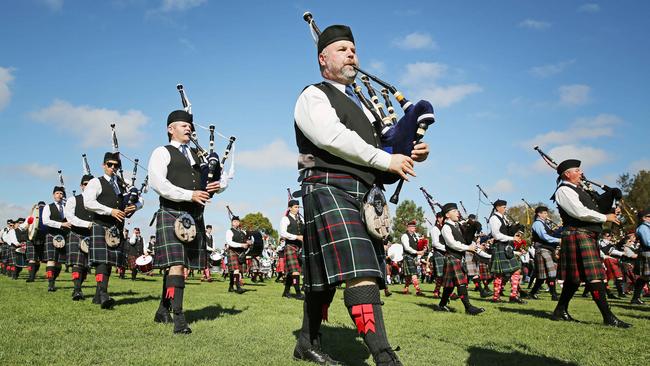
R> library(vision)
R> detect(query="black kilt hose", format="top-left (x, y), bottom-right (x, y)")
top-left (67, 231), bottom-right (89, 268)
top-left (634, 251), bottom-right (650, 278)
top-left (534, 247), bottom-right (557, 280)
top-left (284, 243), bottom-right (301, 273)
top-left (25, 237), bottom-right (46, 262)
top-left (489, 242), bottom-right (520, 275)
top-left (558, 229), bottom-right (605, 284)
top-left (89, 224), bottom-right (124, 267)
top-left (301, 170), bottom-right (386, 292)
top-left (402, 255), bottom-right (418, 276)
top-left (153, 208), bottom-right (206, 270)
top-left (227, 248), bottom-right (244, 272)
top-left (429, 251), bottom-right (445, 278)
top-left (45, 233), bottom-right (68, 263)
top-left (442, 254), bottom-right (468, 288)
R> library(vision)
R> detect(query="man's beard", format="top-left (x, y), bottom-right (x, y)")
top-left (340, 65), bottom-right (357, 82)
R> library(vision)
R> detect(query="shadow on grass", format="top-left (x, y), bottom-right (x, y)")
top-left (185, 305), bottom-right (245, 323)
top-left (611, 303), bottom-right (650, 312)
top-left (467, 345), bottom-right (578, 366)
top-left (497, 306), bottom-right (552, 319)
top-left (414, 302), bottom-right (459, 313)
top-left (292, 325), bottom-right (370, 366)
top-left (114, 295), bottom-right (159, 306)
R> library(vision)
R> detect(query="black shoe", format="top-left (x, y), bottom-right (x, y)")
top-left (154, 309), bottom-right (173, 324)
top-left (432, 304), bottom-right (454, 312)
top-left (295, 293), bottom-right (305, 300)
top-left (48, 285), bottom-right (57, 292)
top-left (465, 305), bottom-right (485, 316)
top-left (384, 290), bottom-right (393, 297)
top-left (607, 291), bottom-right (619, 300)
top-left (228, 287), bottom-right (235, 293)
top-left (604, 315), bottom-right (631, 329)
top-left (509, 296), bottom-right (527, 304)
top-left (26, 279), bottom-right (34, 283)
top-left (489, 298), bottom-right (504, 303)
top-left (100, 295), bottom-right (115, 310)
top-left (525, 293), bottom-right (539, 300)
top-left (282, 292), bottom-right (292, 299)
top-left (92, 291), bottom-right (101, 304)
top-left (235, 287), bottom-right (246, 294)
top-left (172, 313), bottom-right (192, 334)
top-left (373, 347), bottom-right (402, 366)
top-left (551, 293), bottom-right (559, 301)
top-left (72, 291), bottom-right (84, 301)
top-left (630, 298), bottom-right (645, 305)
top-left (293, 341), bottom-right (344, 365)
top-left (551, 308), bottom-right (579, 322)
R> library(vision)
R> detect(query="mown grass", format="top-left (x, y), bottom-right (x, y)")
top-left (0, 272), bottom-right (648, 366)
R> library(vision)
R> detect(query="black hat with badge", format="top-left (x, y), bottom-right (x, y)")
top-left (556, 159), bottom-right (581, 175)
top-left (317, 25), bottom-right (354, 54)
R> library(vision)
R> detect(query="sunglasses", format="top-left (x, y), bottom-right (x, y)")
top-left (105, 162), bottom-right (120, 168)
top-left (82, 182), bottom-right (89, 186)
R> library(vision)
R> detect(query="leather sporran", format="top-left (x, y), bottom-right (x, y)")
top-left (362, 185), bottom-right (391, 240)
top-left (174, 213), bottom-right (197, 244)
top-left (80, 237), bottom-right (90, 254)
top-left (52, 234), bottom-right (66, 248)
top-left (105, 226), bottom-right (121, 248)
top-left (504, 242), bottom-right (515, 259)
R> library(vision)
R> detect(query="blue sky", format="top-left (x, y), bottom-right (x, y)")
top-left (1, 1), bottom-right (648, 243)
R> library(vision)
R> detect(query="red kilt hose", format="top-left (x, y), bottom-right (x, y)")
top-left (635, 252), bottom-right (650, 277)
top-left (284, 244), bottom-right (301, 273)
top-left (442, 254), bottom-right (468, 288)
top-left (88, 224), bottom-right (124, 267)
top-left (45, 233), bottom-right (68, 263)
top-left (534, 247), bottom-right (557, 280)
top-left (558, 229), bottom-right (605, 284)
top-left (603, 257), bottom-right (623, 280)
top-left (153, 208), bottom-right (206, 270)
top-left (402, 255), bottom-right (418, 276)
top-left (66, 231), bottom-right (89, 268)
top-left (301, 170), bottom-right (386, 292)
top-left (227, 248), bottom-right (244, 272)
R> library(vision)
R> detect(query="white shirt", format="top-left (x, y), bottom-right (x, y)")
top-left (148, 140), bottom-right (196, 203)
top-left (401, 232), bottom-right (419, 255)
top-left (5, 228), bottom-right (18, 246)
top-left (294, 80), bottom-right (391, 171)
top-left (83, 174), bottom-right (143, 216)
top-left (441, 219), bottom-right (471, 252)
top-left (430, 225), bottom-right (446, 252)
top-left (42, 201), bottom-right (66, 229)
top-left (554, 181), bottom-right (607, 223)
top-left (489, 212), bottom-right (514, 242)
top-left (279, 214), bottom-right (300, 241)
top-left (64, 195), bottom-right (92, 229)
top-left (225, 227), bottom-right (247, 248)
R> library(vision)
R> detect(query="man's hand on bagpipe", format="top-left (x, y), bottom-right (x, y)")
top-left (192, 190), bottom-right (211, 206)
top-left (411, 141), bottom-right (430, 162)
top-left (205, 181), bottom-right (221, 194)
top-left (388, 154), bottom-right (415, 181)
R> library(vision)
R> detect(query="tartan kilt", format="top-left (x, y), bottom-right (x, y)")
top-left (227, 248), bottom-right (243, 272)
top-left (0, 245), bottom-right (6, 263)
top-left (558, 229), bottom-right (605, 284)
top-left (478, 262), bottom-right (492, 280)
top-left (153, 208), bottom-right (206, 270)
top-left (429, 251), bottom-right (445, 278)
top-left (442, 254), bottom-right (468, 288)
top-left (5, 246), bottom-right (16, 265)
top-left (635, 252), bottom-right (650, 277)
top-left (88, 224), bottom-right (124, 267)
top-left (45, 233), bottom-right (68, 263)
top-left (490, 242), bottom-right (521, 275)
top-left (14, 247), bottom-right (27, 267)
top-left (276, 257), bottom-right (286, 273)
top-left (465, 252), bottom-right (479, 277)
top-left (127, 255), bottom-right (138, 271)
top-left (534, 247), bottom-right (557, 280)
top-left (67, 231), bottom-right (89, 268)
top-left (249, 257), bottom-right (260, 272)
top-left (284, 244), bottom-right (301, 274)
top-left (402, 255), bottom-right (418, 276)
top-left (25, 240), bottom-right (46, 262)
top-left (301, 170), bottom-right (386, 292)
top-left (603, 257), bottom-right (623, 280)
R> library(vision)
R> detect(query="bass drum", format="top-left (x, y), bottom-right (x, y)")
top-left (209, 251), bottom-right (223, 267)
top-left (27, 205), bottom-right (40, 241)
top-left (135, 255), bottom-right (153, 273)
top-left (387, 243), bottom-right (404, 263)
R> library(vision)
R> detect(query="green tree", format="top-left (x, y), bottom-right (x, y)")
top-left (240, 212), bottom-right (278, 242)
top-left (391, 200), bottom-right (426, 239)
top-left (506, 203), bottom-right (560, 241)
top-left (616, 169), bottom-right (650, 230)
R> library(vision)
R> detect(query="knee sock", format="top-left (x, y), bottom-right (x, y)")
top-left (157, 272), bottom-right (170, 312)
top-left (548, 278), bottom-right (558, 297)
top-left (298, 289), bottom-right (336, 346)
top-left (53, 265), bottom-right (61, 280)
top-left (632, 278), bottom-right (647, 301)
top-left (228, 272), bottom-right (235, 289)
top-left (166, 275), bottom-right (188, 330)
top-left (412, 276), bottom-right (422, 293)
top-left (587, 281), bottom-right (614, 321)
top-left (293, 274), bottom-right (302, 295)
top-left (556, 281), bottom-right (579, 312)
top-left (457, 284), bottom-right (474, 311)
top-left (615, 279), bottom-right (625, 296)
top-left (72, 269), bottom-right (82, 292)
top-left (439, 286), bottom-right (454, 307)
top-left (530, 278), bottom-right (544, 295)
top-left (510, 272), bottom-right (520, 298)
top-left (492, 276), bottom-right (503, 301)
top-left (283, 274), bottom-right (293, 294)
top-left (46, 266), bottom-right (55, 287)
top-left (433, 278), bottom-right (442, 295)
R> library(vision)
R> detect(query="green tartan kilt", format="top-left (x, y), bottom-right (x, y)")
top-left (429, 251), bottom-right (445, 278)
top-left (67, 231), bottom-right (89, 268)
top-left (300, 170), bottom-right (386, 292)
top-left (45, 233), bottom-right (68, 263)
top-left (89, 224), bottom-right (123, 267)
top-left (284, 244), bottom-right (301, 274)
top-left (153, 208), bottom-right (206, 270)
top-left (558, 229), bottom-right (605, 283)
top-left (402, 255), bottom-right (418, 276)
top-left (14, 245), bottom-right (27, 267)
top-left (490, 242), bottom-right (521, 275)
top-left (442, 254), bottom-right (468, 288)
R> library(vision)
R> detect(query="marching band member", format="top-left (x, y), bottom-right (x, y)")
top-left (5, 218), bottom-right (28, 279)
top-left (599, 230), bottom-right (626, 298)
top-left (528, 206), bottom-right (560, 300)
top-left (293, 24), bottom-right (428, 366)
top-left (126, 227), bottom-right (144, 281)
top-left (400, 220), bottom-right (425, 296)
top-left (550, 159), bottom-right (630, 327)
top-left (63, 174), bottom-right (94, 300)
top-left (25, 202), bottom-right (47, 282)
top-left (202, 225), bottom-right (215, 282)
top-left (488, 200), bottom-right (526, 304)
top-left (0, 221), bottom-right (9, 276)
top-left (225, 215), bottom-right (249, 294)
top-left (429, 213), bottom-right (446, 298)
top-left (84, 152), bottom-right (142, 310)
top-left (632, 209), bottom-right (650, 305)
top-left (148, 109), bottom-right (219, 334)
top-left (279, 199), bottom-right (304, 299)
top-left (42, 186), bottom-right (70, 292)
top-left (434, 203), bottom-right (485, 315)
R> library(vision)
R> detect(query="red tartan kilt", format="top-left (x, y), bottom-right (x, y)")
top-left (127, 255), bottom-right (138, 271)
top-left (276, 257), bottom-right (286, 273)
top-left (284, 244), bottom-right (301, 274)
top-left (558, 230), bottom-right (605, 283)
top-left (478, 262), bottom-right (492, 280)
top-left (227, 249), bottom-right (243, 272)
top-left (603, 257), bottom-right (623, 280)
top-left (442, 255), bottom-right (468, 288)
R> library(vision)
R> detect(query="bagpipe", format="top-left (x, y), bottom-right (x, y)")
top-left (109, 124), bottom-right (147, 217)
top-left (533, 145), bottom-right (626, 220)
top-left (477, 184), bottom-right (524, 237)
top-left (521, 197), bottom-right (562, 236)
top-left (176, 84), bottom-right (236, 194)
top-left (303, 12), bottom-right (436, 204)
top-left (226, 206), bottom-right (264, 262)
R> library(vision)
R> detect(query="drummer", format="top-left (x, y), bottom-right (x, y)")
top-left (202, 225), bottom-right (215, 282)
top-left (42, 185), bottom-right (71, 292)
top-left (126, 227), bottom-right (145, 281)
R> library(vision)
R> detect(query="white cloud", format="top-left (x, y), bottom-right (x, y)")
top-left (629, 159), bottom-right (650, 173)
top-left (160, 0), bottom-right (206, 12)
top-left (532, 144), bottom-right (610, 172)
top-left (43, 0), bottom-right (64, 11)
top-left (529, 59), bottom-right (575, 78)
top-left (14, 163), bottom-right (59, 181)
top-left (367, 60), bottom-right (386, 74)
top-left (0, 202), bottom-right (30, 222)
top-left (30, 100), bottom-right (149, 148)
top-left (558, 84), bottom-right (590, 106)
top-left (399, 62), bottom-right (482, 108)
top-left (237, 139), bottom-right (296, 170)
top-left (518, 19), bottom-right (551, 30)
top-left (486, 179), bottom-right (515, 195)
top-left (0, 67), bottom-right (15, 111)
top-left (578, 3), bottom-right (600, 13)
top-left (524, 114), bottom-right (621, 147)
top-left (393, 32), bottom-right (437, 50)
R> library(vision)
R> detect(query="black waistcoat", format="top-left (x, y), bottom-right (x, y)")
top-left (230, 228), bottom-right (247, 251)
top-left (72, 195), bottom-right (93, 236)
top-left (440, 222), bottom-right (466, 259)
top-left (294, 82), bottom-right (383, 186)
top-left (48, 202), bottom-right (69, 236)
top-left (531, 219), bottom-right (559, 251)
top-left (16, 228), bottom-right (28, 243)
top-left (285, 214), bottom-right (303, 248)
top-left (405, 232), bottom-right (418, 256)
top-left (554, 183), bottom-right (603, 233)
top-left (160, 145), bottom-right (202, 212)
top-left (94, 177), bottom-right (124, 228)
top-left (127, 236), bottom-right (144, 256)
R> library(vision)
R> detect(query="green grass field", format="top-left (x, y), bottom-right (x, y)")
top-left (0, 271), bottom-right (648, 366)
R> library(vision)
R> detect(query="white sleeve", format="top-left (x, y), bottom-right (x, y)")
top-left (82, 178), bottom-right (114, 216)
top-left (294, 86), bottom-right (391, 171)
top-left (431, 227), bottom-right (446, 251)
top-left (555, 186), bottom-right (607, 223)
top-left (148, 146), bottom-right (194, 202)
top-left (279, 216), bottom-right (297, 241)
top-left (8, 230), bottom-right (19, 246)
top-left (401, 233), bottom-right (417, 254)
top-left (490, 215), bottom-right (514, 242)
top-left (226, 229), bottom-right (245, 248)
top-left (64, 196), bottom-right (92, 229)
top-left (41, 204), bottom-right (62, 229)
top-left (441, 225), bottom-right (470, 252)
